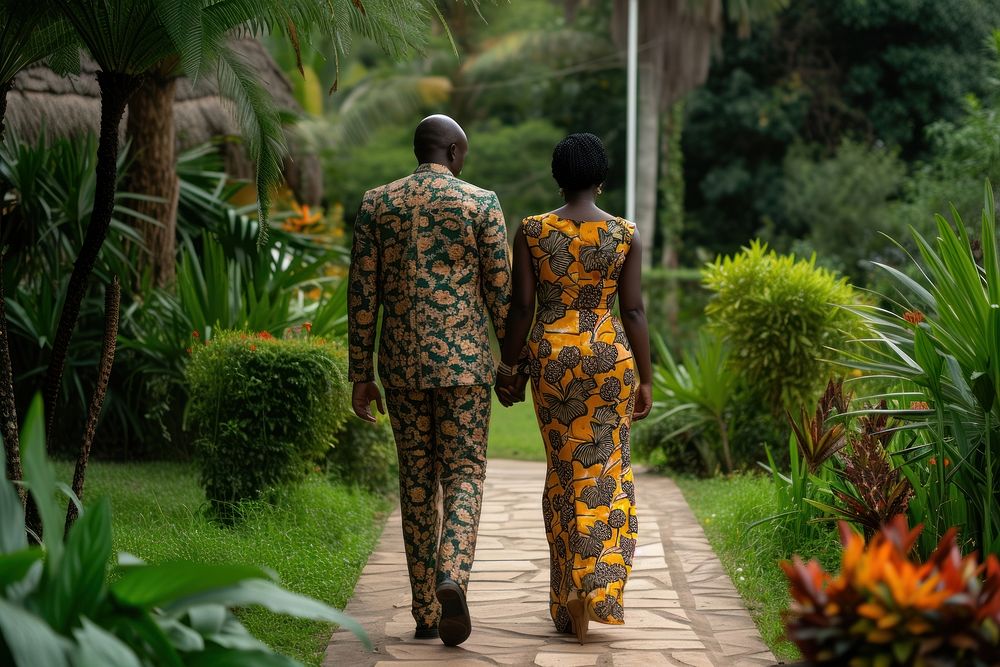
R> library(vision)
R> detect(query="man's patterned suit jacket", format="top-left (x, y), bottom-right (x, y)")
top-left (348, 162), bottom-right (512, 389)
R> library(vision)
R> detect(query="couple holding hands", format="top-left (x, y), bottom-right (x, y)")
top-left (348, 114), bottom-right (652, 647)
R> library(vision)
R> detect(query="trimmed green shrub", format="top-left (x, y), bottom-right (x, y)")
top-left (327, 415), bottom-right (398, 495)
top-left (186, 330), bottom-right (350, 513)
top-left (702, 241), bottom-right (864, 412)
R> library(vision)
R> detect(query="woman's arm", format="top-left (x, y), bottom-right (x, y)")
top-left (495, 227), bottom-right (535, 406)
top-left (617, 230), bottom-right (653, 420)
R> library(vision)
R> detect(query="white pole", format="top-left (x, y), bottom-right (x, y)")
top-left (625, 0), bottom-right (638, 223)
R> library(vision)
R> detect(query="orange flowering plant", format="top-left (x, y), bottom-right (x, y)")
top-left (783, 516), bottom-right (1000, 666)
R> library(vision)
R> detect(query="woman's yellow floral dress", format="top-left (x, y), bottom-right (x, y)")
top-left (521, 213), bottom-right (638, 632)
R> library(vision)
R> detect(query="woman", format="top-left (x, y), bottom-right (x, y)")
top-left (495, 133), bottom-right (653, 643)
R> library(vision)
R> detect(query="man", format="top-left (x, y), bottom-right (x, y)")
top-left (347, 114), bottom-right (511, 646)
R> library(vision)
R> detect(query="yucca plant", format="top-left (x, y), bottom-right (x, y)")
top-left (782, 516), bottom-right (1000, 666)
top-left (0, 395), bottom-right (367, 666)
top-left (648, 332), bottom-right (738, 472)
top-left (844, 181), bottom-right (1000, 555)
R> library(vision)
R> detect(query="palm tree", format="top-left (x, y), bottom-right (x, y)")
top-left (41, 0), bottom-right (440, 435)
top-left (123, 0), bottom-right (441, 288)
top-left (24, 0), bottom-right (451, 532)
top-left (606, 0), bottom-right (786, 267)
top-left (0, 1), bottom-right (78, 497)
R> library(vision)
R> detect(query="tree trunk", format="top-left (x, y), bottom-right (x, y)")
top-left (125, 75), bottom-right (179, 288)
top-left (718, 416), bottom-right (733, 474)
top-left (658, 101), bottom-right (684, 268)
top-left (657, 102), bottom-right (685, 336)
top-left (0, 259), bottom-right (23, 501)
top-left (0, 80), bottom-right (10, 138)
top-left (636, 63), bottom-right (661, 269)
top-left (42, 70), bottom-right (140, 440)
top-left (65, 278), bottom-right (119, 533)
top-left (0, 81), bottom-right (24, 502)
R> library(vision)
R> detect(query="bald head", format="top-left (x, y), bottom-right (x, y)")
top-left (414, 114), bottom-right (469, 176)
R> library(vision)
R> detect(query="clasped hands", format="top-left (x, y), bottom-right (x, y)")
top-left (494, 370), bottom-right (528, 407)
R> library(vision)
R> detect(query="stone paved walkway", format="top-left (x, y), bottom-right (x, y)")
top-left (325, 460), bottom-right (776, 667)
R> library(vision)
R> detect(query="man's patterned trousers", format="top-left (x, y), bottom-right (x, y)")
top-left (384, 384), bottom-right (491, 629)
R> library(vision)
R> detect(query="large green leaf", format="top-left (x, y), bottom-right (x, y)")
top-left (0, 548), bottom-right (43, 589)
top-left (105, 608), bottom-right (183, 667)
top-left (40, 497), bottom-right (112, 632)
top-left (185, 604), bottom-right (227, 636)
top-left (204, 614), bottom-right (269, 652)
top-left (155, 617), bottom-right (205, 652)
top-left (0, 599), bottom-right (71, 667)
top-left (0, 471), bottom-right (26, 554)
top-left (183, 647), bottom-right (300, 667)
top-left (19, 394), bottom-right (63, 567)
top-left (73, 617), bottom-right (142, 667)
top-left (162, 578), bottom-right (369, 648)
top-left (110, 562), bottom-right (271, 609)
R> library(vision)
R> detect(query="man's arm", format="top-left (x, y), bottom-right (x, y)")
top-left (348, 190), bottom-right (381, 385)
top-left (478, 192), bottom-right (512, 346)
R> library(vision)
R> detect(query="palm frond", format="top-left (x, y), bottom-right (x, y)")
top-left (155, 0), bottom-right (204, 78)
top-left (57, 0), bottom-right (173, 74)
top-left (215, 45), bottom-right (286, 247)
top-left (0, 4), bottom-right (78, 83)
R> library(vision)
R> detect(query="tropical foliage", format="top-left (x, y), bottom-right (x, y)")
top-left (783, 517), bottom-right (1000, 666)
top-left (0, 396), bottom-right (367, 667)
top-left (648, 333), bottom-right (738, 473)
top-left (846, 182), bottom-right (1000, 557)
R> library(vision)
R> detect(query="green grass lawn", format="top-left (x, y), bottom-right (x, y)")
top-left (674, 474), bottom-right (841, 662)
top-left (488, 394), bottom-right (546, 461)
top-left (55, 461), bottom-right (390, 666)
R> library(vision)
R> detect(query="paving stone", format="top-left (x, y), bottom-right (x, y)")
top-left (325, 460), bottom-right (776, 667)
top-left (533, 653), bottom-right (599, 666)
top-left (668, 651), bottom-right (715, 667)
top-left (610, 653), bottom-right (677, 666)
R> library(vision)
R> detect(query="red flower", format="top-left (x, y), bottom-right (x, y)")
top-left (304, 322), bottom-right (312, 332)
top-left (257, 331), bottom-right (274, 340)
top-left (903, 310), bottom-right (925, 325)
top-left (192, 330), bottom-right (200, 339)
top-left (250, 343), bottom-right (257, 351)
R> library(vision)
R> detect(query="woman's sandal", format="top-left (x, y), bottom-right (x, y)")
top-left (566, 596), bottom-right (589, 645)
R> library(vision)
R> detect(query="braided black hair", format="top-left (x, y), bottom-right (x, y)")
top-left (551, 133), bottom-right (608, 193)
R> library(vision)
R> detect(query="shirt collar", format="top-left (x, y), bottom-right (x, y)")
top-left (414, 163), bottom-right (454, 176)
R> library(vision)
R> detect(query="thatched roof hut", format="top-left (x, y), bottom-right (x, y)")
top-left (6, 39), bottom-right (323, 206)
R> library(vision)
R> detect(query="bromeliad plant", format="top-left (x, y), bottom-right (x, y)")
top-left (756, 379), bottom-right (915, 543)
top-left (809, 404), bottom-right (915, 540)
top-left (756, 379), bottom-right (851, 541)
top-left (0, 395), bottom-right (367, 666)
top-left (845, 181), bottom-right (1000, 556)
top-left (782, 516), bottom-right (1000, 666)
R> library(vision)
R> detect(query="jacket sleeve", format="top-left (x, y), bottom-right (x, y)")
top-left (478, 192), bottom-right (512, 347)
top-left (348, 189), bottom-right (380, 383)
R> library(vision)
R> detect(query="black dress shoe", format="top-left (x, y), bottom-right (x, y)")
top-left (435, 580), bottom-right (472, 646)
top-left (413, 626), bottom-right (439, 640)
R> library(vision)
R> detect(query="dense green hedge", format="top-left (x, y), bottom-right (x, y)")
top-left (186, 331), bottom-right (350, 514)
top-left (327, 415), bottom-right (398, 495)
